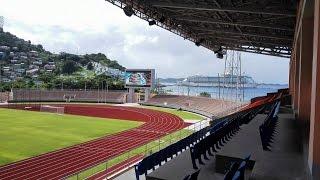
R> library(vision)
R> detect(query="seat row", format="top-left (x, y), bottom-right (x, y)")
top-left (11, 89), bottom-right (127, 103)
top-left (146, 95), bottom-right (240, 116)
top-left (190, 118), bottom-right (240, 169)
top-left (189, 105), bottom-right (262, 170)
top-left (259, 101), bottom-right (280, 151)
top-left (134, 126), bottom-right (210, 180)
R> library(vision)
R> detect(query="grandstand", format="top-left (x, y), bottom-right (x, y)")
top-left (143, 95), bottom-right (246, 118)
top-left (130, 90), bottom-right (306, 180)
top-left (11, 89), bottom-right (127, 103)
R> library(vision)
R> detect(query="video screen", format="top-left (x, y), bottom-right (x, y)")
top-left (125, 70), bottom-right (153, 87)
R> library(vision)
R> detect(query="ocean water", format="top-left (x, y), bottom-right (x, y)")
top-left (162, 84), bottom-right (288, 102)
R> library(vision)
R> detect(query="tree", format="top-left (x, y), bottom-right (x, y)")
top-left (39, 73), bottom-right (55, 83)
top-left (62, 60), bottom-right (79, 74)
top-left (199, 92), bottom-right (211, 98)
top-left (87, 62), bottom-right (94, 70)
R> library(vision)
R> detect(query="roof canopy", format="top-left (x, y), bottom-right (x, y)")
top-left (106, 0), bottom-right (297, 58)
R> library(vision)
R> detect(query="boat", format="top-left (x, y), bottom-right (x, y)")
top-left (177, 75), bottom-right (257, 88)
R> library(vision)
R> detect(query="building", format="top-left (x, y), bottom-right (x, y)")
top-left (26, 68), bottom-right (39, 75)
top-left (0, 51), bottom-right (4, 59)
top-left (44, 64), bottom-right (55, 70)
top-left (0, 46), bottom-right (10, 51)
top-left (1, 78), bottom-right (11, 83)
top-left (29, 50), bottom-right (38, 57)
top-left (32, 60), bottom-right (42, 65)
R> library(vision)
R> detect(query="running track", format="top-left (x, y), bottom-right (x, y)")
top-left (0, 104), bottom-right (187, 180)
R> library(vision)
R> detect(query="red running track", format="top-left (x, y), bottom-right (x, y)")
top-left (0, 104), bottom-right (186, 180)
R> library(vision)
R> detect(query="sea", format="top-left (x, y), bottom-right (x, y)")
top-left (161, 84), bottom-right (288, 102)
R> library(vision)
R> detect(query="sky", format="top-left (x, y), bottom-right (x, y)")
top-left (0, 0), bottom-right (289, 84)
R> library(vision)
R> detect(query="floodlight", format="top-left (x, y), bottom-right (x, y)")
top-left (123, 6), bottom-right (134, 17)
top-left (149, 20), bottom-right (156, 26)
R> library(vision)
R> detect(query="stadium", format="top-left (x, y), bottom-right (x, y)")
top-left (0, 0), bottom-right (320, 180)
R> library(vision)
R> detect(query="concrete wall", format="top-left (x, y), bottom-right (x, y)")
top-left (298, 18), bottom-right (313, 122)
top-left (289, 0), bottom-right (320, 179)
top-left (308, 0), bottom-right (320, 178)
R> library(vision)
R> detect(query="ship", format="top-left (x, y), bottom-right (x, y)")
top-left (177, 75), bottom-right (257, 88)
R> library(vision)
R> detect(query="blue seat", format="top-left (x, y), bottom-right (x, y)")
top-left (224, 155), bottom-right (250, 180)
top-left (238, 161), bottom-right (246, 180)
top-left (259, 101), bottom-right (280, 151)
top-left (224, 162), bottom-right (240, 180)
top-left (231, 171), bottom-right (241, 180)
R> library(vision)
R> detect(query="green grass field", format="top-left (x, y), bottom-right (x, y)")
top-left (141, 105), bottom-right (204, 120)
top-left (0, 108), bottom-right (141, 166)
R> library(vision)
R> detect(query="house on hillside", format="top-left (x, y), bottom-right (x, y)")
top-left (33, 60), bottom-right (42, 65)
top-left (0, 46), bottom-right (10, 51)
top-left (1, 78), bottom-right (11, 83)
top-left (26, 68), bottom-right (39, 75)
top-left (14, 68), bottom-right (25, 74)
top-left (10, 59), bottom-right (18, 63)
top-left (44, 64), bottom-right (55, 70)
top-left (29, 50), bottom-right (38, 57)
top-left (0, 52), bottom-right (4, 59)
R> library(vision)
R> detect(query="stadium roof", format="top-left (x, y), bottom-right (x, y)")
top-left (105, 0), bottom-right (297, 58)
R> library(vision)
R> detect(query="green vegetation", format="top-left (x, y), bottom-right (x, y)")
top-left (0, 31), bottom-right (45, 53)
top-left (61, 60), bottom-right (80, 74)
top-left (141, 106), bottom-right (204, 120)
top-left (0, 31), bottom-right (126, 91)
top-left (0, 108), bottom-right (141, 166)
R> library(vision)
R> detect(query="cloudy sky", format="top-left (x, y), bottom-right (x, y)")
top-left (0, 0), bottom-right (289, 84)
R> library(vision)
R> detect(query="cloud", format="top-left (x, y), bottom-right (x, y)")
top-left (0, 0), bottom-right (289, 84)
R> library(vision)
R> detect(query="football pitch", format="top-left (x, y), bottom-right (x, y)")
top-left (0, 108), bottom-right (141, 166)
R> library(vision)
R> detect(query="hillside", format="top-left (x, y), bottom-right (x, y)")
top-left (0, 31), bottom-right (126, 91)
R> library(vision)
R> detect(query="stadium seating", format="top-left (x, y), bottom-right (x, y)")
top-left (134, 101), bottom-right (267, 180)
top-left (259, 101), bottom-right (280, 151)
top-left (11, 89), bottom-right (127, 103)
top-left (190, 114), bottom-right (244, 169)
top-left (143, 95), bottom-right (245, 117)
top-left (134, 127), bottom-right (210, 180)
top-left (188, 100), bottom-right (279, 170)
top-left (134, 91), bottom-right (286, 180)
